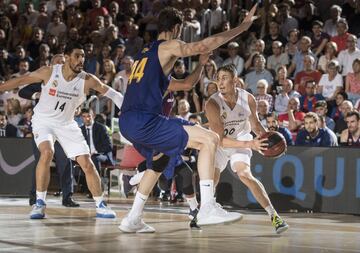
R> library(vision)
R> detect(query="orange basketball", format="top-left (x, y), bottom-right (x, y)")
top-left (260, 131), bottom-right (287, 158)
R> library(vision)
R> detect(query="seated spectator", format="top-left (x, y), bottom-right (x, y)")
top-left (124, 24), bottom-right (143, 58)
top-left (310, 20), bottom-right (330, 57)
top-left (6, 98), bottom-right (22, 126)
top-left (84, 43), bottom-right (100, 76)
top-left (266, 112), bottom-right (294, 146)
top-left (0, 111), bottom-right (18, 137)
top-left (18, 106), bottom-right (33, 137)
top-left (263, 21), bottom-right (287, 57)
top-left (271, 65), bottom-right (291, 96)
top-left (244, 39), bottom-right (265, 71)
top-left (315, 100), bottom-right (335, 131)
top-left (318, 60), bottom-right (343, 102)
top-left (244, 54), bottom-right (273, 94)
top-left (294, 55), bottom-right (322, 95)
top-left (299, 80), bottom-right (324, 113)
top-left (278, 97), bottom-right (305, 139)
top-left (222, 42), bottom-right (244, 76)
top-left (318, 115), bottom-right (338, 146)
top-left (257, 99), bottom-right (269, 128)
top-left (345, 58), bottom-right (360, 104)
top-left (274, 79), bottom-right (301, 115)
top-left (295, 112), bottom-right (337, 146)
top-left (100, 59), bottom-right (116, 86)
top-left (200, 59), bottom-right (217, 97)
top-left (113, 56), bottom-right (134, 95)
top-left (335, 100), bottom-right (354, 135)
top-left (46, 11), bottom-right (67, 37)
top-left (177, 99), bottom-right (191, 120)
top-left (323, 5), bottom-right (342, 37)
top-left (266, 41), bottom-right (289, 74)
top-left (338, 34), bottom-right (360, 77)
top-left (317, 41), bottom-right (338, 73)
top-left (278, 2), bottom-right (298, 39)
top-left (330, 18), bottom-right (350, 52)
top-left (340, 111), bottom-right (360, 147)
top-left (330, 91), bottom-right (348, 121)
top-left (255, 79), bottom-right (273, 112)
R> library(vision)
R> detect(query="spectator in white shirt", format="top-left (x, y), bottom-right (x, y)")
top-left (338, 34), bottom-right (360, 76)
top-left (267, 40), bottom-right (289, 73)
top-left (222, 42), bottom-right (244, 76)
top-left (318, 60), bottom-right (343, 101)
top-left (323, 5), bottom-right (342, 37)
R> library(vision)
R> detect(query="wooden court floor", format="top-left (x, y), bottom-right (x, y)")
top-left (0, 197), bottom-right (359, 253)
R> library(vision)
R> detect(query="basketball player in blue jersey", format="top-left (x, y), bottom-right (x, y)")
top-left (118, 5), bottom-right (258, 233)
top-left (0, 43), bottom-right (123, 220)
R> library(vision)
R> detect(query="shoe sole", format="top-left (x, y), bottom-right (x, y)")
top-left (30, 214), bottom-right (45, 219)
top-left (96, 213), bottom-right (116, 218)
top-left (118, 225), bottom-right (155, 233)
top-left (197, 214), bottom-right (243, 226)
top-left (276, 224), bottom-right (289, 234)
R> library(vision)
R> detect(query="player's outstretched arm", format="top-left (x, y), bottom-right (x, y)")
top-left (166, 4), bottom-right (257, 58)
top-left (86, 73), bottom-right (124, 109)
top-left (168, 53), bottom-right (210, 91)
top-left (0, 66), bottom-right (51, 92)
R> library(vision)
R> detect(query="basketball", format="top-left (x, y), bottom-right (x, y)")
top-left (260, 131), bottom-right (287, 158)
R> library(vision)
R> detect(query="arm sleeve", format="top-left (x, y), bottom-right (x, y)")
top-left (18, 83), bottom-right (42, 100)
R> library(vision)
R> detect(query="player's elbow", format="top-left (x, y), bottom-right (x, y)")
top-left (183, 81), bottom-right (193, 91)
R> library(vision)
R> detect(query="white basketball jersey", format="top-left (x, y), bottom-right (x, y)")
top-left (33, 64), bottom-right (86, 123)
top-left (211, 88), bottom-right (252, 140)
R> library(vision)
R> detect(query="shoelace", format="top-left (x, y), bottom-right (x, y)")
top-left (272, 215), bottom-right (283, 227)
top-left (213, 202), bottom-right (229, 215)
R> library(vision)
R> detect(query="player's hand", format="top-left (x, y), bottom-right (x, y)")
top-left (250, 137), bottom-right (268, 153)
top-left (199, 52), bottom-right (212, 66)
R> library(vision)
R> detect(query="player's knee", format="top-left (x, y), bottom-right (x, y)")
top-left (82, 160), bottom-right (96, 174)
top-left (237, 170), bottom-right (254, 183)
top-left (40, 149), bottom-right (54, 162)
top-left (152, 155), bottom-right (170, 173)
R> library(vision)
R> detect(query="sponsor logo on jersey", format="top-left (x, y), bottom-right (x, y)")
top-left (142, 48), bottom-right (149, 53)
top-left (49, 88), bottom-right (57, 96)
top-left (221, 111), bottom-right (227, 120)
top-left (52, 80), bottom-right (58, 87)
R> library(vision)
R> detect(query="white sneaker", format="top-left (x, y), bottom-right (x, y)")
top-left (197, 201), bottom-right (243, 226)
top-left (119, 215), bottom-right (155, 233)
top-left (30, 199), bottom-right (46, 219)
top-left (96, 201), bottom-right (116, 218)
top-left (129, 171), bottom-right (145, 186)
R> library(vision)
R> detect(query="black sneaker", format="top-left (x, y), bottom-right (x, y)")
top-left (188, 208), bottom-right (199, 220)
top-left (62, 195), bottom-right (80, 207)
top-left (271, 214), bottom-right (289, 234)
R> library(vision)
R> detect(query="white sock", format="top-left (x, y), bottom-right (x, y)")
top-left (199, 180), bottom-right (214, 207)
top-left (128, 192), bottom-right (148, 218)
top-left (265, 205), bottom-right (277, 218)
top-left (186, 196), bottom-right (199, 211)
top-left (36, 191), bottom-right (47, 203)
top-left (93, 195), bottom-right (104, 207)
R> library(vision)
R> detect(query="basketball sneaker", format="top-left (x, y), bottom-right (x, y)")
top-left (271, 214), bottom-right (289, 234)
top-left (188, 208), bottom-right (199, 220)
top-left (197, 201), bottom-right (243, 226)
top-left (96, 201), bottom-right (116, 218)
top-left (129, 171), bottom-right (145, 186)
top-left (30, 199), bottom-right (46, 219)
top-left (119, 215), bottom-right (155, 233)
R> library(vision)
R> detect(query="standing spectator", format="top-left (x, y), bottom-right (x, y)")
top-left (318, 60), bottom-right (343, 102)
top-left (299, 80), bottom-right (324, 113)
top-left (182, 8), bottom-right (201, 43)
top-left (124, 24), bottom-right (143, 57)
top-left (295, 112), bottom-right (337, 146)
top-left (244, 54), bottom-right (273, 94)
top-left (266, 112), bottom-right (294, 146)
top-left (345, 58), bottom-right (360, 104)
top-left (0, 111), bottom-right (18, 137)
top-left (267, 41), bottom-right (289, 74)
top-left (315, 100), bottom-right (335, 131)
top-left (27, 28), bottom-right (44, 60)
top-left (324, 5), bottom-right (342, 37)
top-left (310, 20), bottom-right (330, 57)
top-left (318, 42), bottom-right (338, 73)
top-left (278, 3), bottom-right (298, 39)
top-left (340, 111), bottom-right (360, 146)
top-left (262, 21), bottom-right (287, 57)
top-left (202, 0), bottom-right (226, 37)
top-left (338, 34), bottom-right (360, 77)
top-left (294, 55), bottom-right (322, 95)
top-left (222, 42), bottom-right (244, 76)
top-left (331, 19), bottom-right (351, 52)
top-left (255, 79), bottom-right (273, 112)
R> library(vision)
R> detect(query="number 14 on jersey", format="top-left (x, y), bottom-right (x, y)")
top-left (128, 58), bottom-right (148, 84)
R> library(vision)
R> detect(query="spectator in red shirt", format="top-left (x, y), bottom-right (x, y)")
top-left (331, 18), bottom-right (350, 52)
top-left (294, 55), bottom-right (322, 95)
top-left (87, 0), bottom-right (108, 30)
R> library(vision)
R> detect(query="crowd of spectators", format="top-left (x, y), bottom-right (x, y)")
top-left (0, 0), bottom-right (360, 148)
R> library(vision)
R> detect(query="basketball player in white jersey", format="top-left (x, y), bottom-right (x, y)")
top-left (205, 65), bottom-right (289, 234)
top-left (0, 43), bottom-right (123, 219)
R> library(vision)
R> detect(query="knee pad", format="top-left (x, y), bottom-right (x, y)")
top-left (152, 155), bottom-right (170, 173)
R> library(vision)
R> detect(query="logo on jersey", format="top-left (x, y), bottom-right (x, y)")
top-left (142, 48), bottom-right (149, 53)
top-left (49, 88), bottom-right (57, 96)
top-left (34, 133), bottom-right (39, 139)
top-left (221, 111), bottom-right (227, 120)
top-left (52, 80), bottom-right (58, 88)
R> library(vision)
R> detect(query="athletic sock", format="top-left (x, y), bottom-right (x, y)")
top-left (265, 205), bottom-right (277, 218)
top-left (199, 180), bottom-right (214, 207)
top-left (36, 191), bottom-right (47, 204)
top-left (93, 195), bottom-right (104, 207)
top-left (128, 192), bottom-right (148, 218)
top-left (186, 196), bottom-right (199, 211)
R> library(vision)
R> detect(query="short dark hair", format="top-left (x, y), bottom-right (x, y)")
top-left (265, 112), bottom-right (278, 121)
top-left (217, 64), bottom-right (238, 77)
top-left (158, 7), bottom-right (183, 34)
top-left (174, 59), bottom-right (184, 67)
top-left (81, 108), bottom-right (92, 114)
top-left (315, 100), bottom-right (327, 109)
top-left (345, 110), bottom-right (360, 121)
top-left (0, 111), bottom-right (7, 119)
top-left (64, 42), bottom-right (84, 55)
